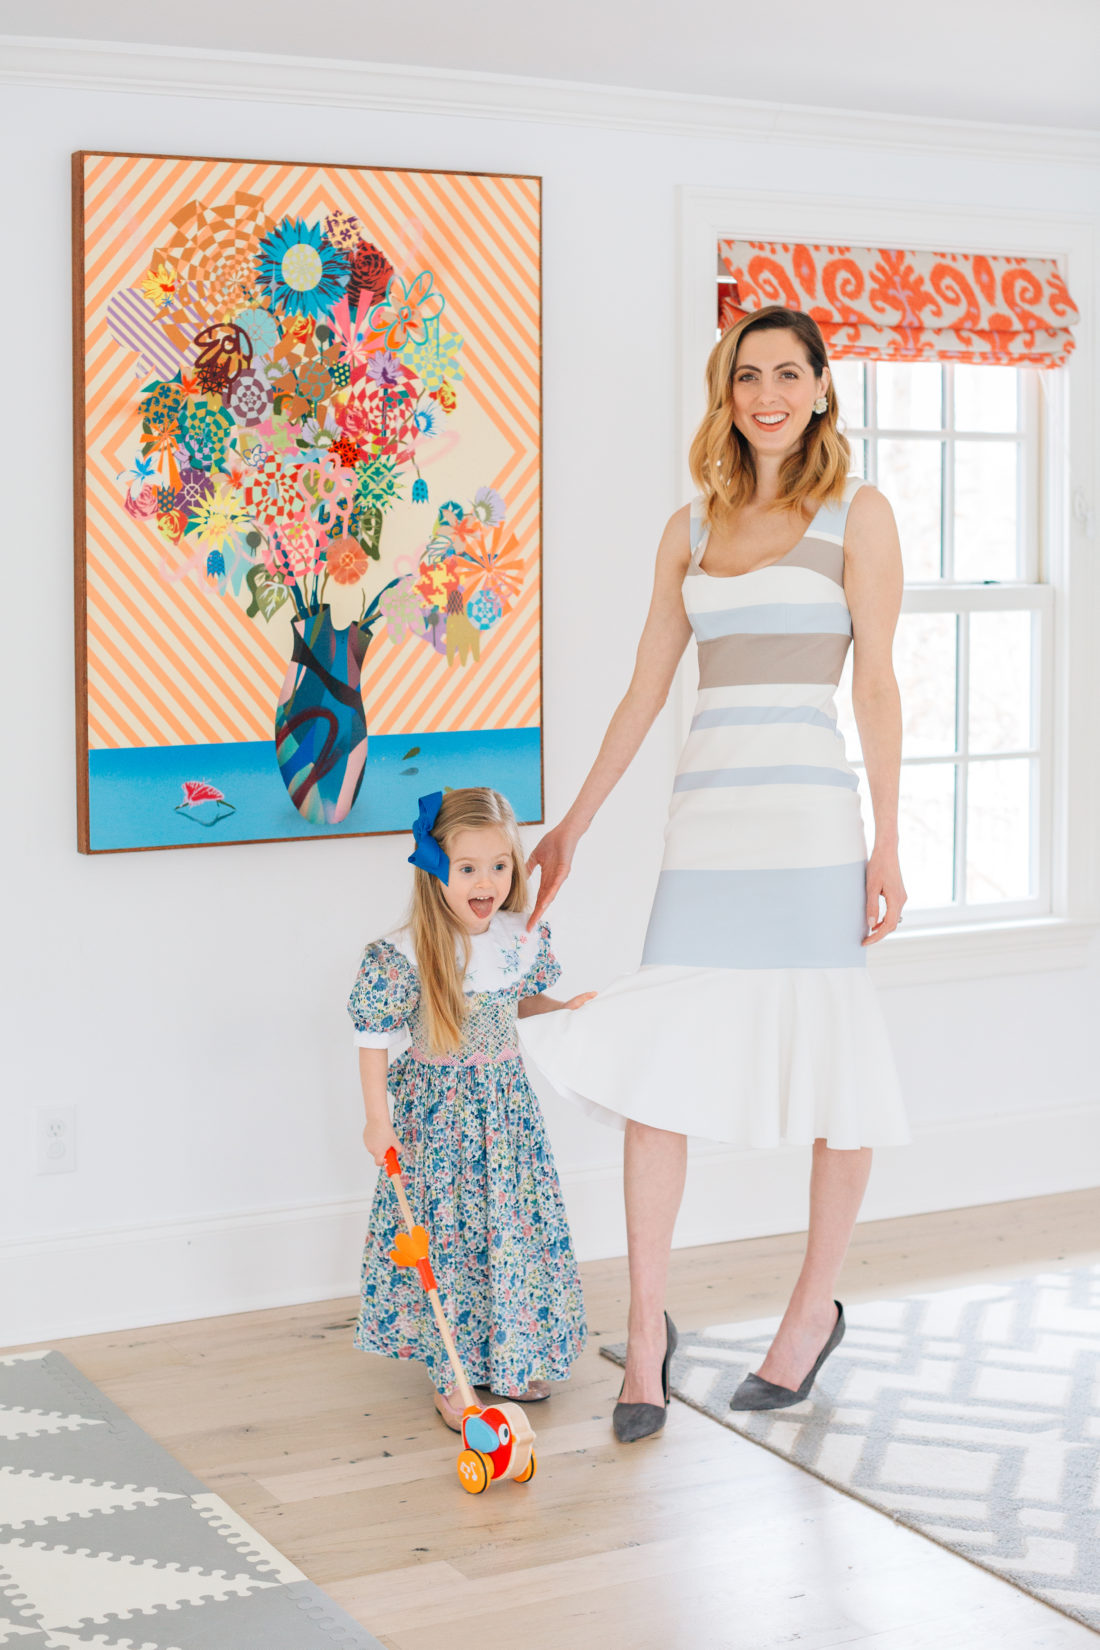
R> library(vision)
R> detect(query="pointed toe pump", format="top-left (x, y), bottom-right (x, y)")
top-left (729, 1301), bottom-right (845, 1413)
top-left (613, 1311), bottom-right (678, 1443)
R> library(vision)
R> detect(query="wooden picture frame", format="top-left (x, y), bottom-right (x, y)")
top-left (73, 150), bottom-right (543, 852)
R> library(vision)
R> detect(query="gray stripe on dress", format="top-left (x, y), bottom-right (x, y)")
top-left (642, 862), bottom-right (868, 970)
top-left (691, 706), bottom-right (839, 732)
top-left (684, 533), bottom-right (846, 584)
top-left (784, 536), bottom-right (845, 585)
top-left (698, 632), bottom-right (852, 688)
top-left (674, 764), bottom-right (859, 793)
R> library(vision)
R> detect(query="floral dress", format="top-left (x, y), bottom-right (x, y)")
top-left (349, 910), bottom-right (587, 1394)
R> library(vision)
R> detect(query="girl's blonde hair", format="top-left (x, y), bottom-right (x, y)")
top-left (410, 787), bottom-right (529, 1054)
top-left (688, 306), bottom-right (850, 530)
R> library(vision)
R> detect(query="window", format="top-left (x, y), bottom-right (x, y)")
top-left (831, 361), bottom-right (1053, 923)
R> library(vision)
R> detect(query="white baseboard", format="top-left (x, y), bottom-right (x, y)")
top-left (0, 1196), bottom-right (373, 1349)
top-left (3, 1101), bottom-right (1097, 1347)
top-left (563, 1099), bottom-right (1100, 1261)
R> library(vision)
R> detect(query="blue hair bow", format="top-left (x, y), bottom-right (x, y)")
top-left (408, 792), bottom-right (450, 883)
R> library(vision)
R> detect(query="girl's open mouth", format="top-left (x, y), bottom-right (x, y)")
top-left (469, 897), bottom-right (494, 919)
top-left (752, 412), bottom-right (789, 429)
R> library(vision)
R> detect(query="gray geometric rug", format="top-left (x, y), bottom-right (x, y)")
top-left (0, 1350), bottom-right (383, 1649)
top-left (602, 1266), bottom-right (1100, 1633)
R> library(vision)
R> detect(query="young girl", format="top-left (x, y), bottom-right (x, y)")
top-left (349, 786), bottom-right (591, 1430)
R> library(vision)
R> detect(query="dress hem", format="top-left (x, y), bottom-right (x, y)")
top-left (352, 1324), bottom-right (586, 1389)
top-left (539, 1072), bottom-right (912, 1152)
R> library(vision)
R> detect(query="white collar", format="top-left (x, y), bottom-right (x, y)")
top-left (386, 910), bottom-right (540, 993)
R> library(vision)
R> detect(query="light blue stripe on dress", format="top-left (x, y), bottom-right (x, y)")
top-left (807, 499), bottom-right (851, 539)
top-left (674, 765), bottom-right (859, 792)
top-left (691, 603), bottom-right (853, 642)
top-left (691, 706), bottom-right (838, 732)
top-left (642, 862), bottom-right (868, 969)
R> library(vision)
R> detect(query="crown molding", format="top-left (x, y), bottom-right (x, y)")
top-left (2, 35), bottom-right (1099, 166)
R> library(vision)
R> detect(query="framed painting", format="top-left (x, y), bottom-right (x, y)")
top-left (72, 151), bottom-right (542, 852)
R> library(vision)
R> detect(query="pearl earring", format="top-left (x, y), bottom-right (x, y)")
top-left (813, 395), bottom-right (828, 415)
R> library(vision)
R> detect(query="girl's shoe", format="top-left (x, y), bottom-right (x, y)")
top-left (613, 1311), bottom-right (677, 1443)
top-left (729, 1301), bottom-right (845, 1411)
top-left (489, 1379), bottom-right (551, 1403)
top-left (433, 1388), bottom-right (466, 1432)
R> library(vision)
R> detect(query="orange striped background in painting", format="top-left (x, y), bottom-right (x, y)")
top-left (80, 154), bottom-right (541, 749)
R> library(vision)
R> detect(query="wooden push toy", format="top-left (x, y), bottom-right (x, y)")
top-left (383, 1148), bottom-right (537, 1494)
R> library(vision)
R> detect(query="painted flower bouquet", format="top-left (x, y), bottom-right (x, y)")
top-left (108, 196), bottom-right (524, 823)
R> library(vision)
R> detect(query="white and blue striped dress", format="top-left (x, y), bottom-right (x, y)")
top-left (520, 477), bottom-right (908, 1149)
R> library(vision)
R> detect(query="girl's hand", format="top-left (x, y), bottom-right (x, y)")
top-left (363, 1118), bottom-right (401, 1167)
top-left (863, 847), bottom-right (906, 945)
top-left (526, 821), bottom-right (581, 931)
top-left (563, 992), bottom-right (597, 1010)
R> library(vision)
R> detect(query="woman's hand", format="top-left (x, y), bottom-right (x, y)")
top-left (362, 1117), bottom-right (401, 1167)
top-left (526, 821), bottom-right (582, 931)
top-left (863, 847), bottom-right (906, 944)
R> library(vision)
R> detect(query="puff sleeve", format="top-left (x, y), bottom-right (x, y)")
top-left (519, 919), bottom-right (562, 999)
top-left (348, 940), bottom-right (420, 1053)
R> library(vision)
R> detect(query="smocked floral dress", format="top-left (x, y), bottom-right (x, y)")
top-left (349, 911), bottom-right (587, 1394)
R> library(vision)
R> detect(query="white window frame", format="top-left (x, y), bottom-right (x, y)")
top-left (842, 362), bottom-right (1051, 927)
top-left (678, 187), bottom-right (1099, 985)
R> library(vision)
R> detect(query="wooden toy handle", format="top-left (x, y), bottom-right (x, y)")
top-left (384, 1146), bottom-right (417, 1231)
top-left (383, 1147), bottom-right (477, 1412)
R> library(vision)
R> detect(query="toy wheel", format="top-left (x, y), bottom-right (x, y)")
top-left (515, 1450), bottom-right (537, 1484)
top-left (457, 1449), bottom-right (491, 1494)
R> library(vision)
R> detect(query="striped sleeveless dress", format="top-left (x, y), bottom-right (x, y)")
top-left (519, 476), bottom-right (908, 1149)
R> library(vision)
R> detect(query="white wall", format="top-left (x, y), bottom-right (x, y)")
top-left (2, 55), bottom-right (1098, 1343)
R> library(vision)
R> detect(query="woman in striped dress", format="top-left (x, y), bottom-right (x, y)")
top-left (518, 306), bottom-right (908, 1441)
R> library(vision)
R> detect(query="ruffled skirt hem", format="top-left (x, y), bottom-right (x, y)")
top-left (519, 964), bottom-right (910, 1151)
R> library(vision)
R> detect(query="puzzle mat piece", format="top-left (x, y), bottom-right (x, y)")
top-left (0, 1438), bottom-right (202, 1505)
top-left (48, 1580), bottom-right (387, 1649)
top-left (0, 1540), bottom-right (273, 1635)
top-left (1, 1558), bottom-right (48, 1633)
top-left (0, 1610), bottom-right (51, 1645)
top-left (0, 1501), bottom-right (297, 1590)
top-left (0, 1360), bottom-right (116, 1428)
top-left (189, 1497), bottom-right (302, 1584)
top-left (0, 1438), bottom-right (188, 1504)
top-left (0, 1360), bottom-right (202, 1501)
top-left (0, 1418), bottom-right (104, 1447)
top-left (0, 1472), bottom-right (179, 1535)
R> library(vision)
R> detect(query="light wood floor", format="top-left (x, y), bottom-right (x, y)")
top-left (10, 1189), bottom-right (1100, 1650)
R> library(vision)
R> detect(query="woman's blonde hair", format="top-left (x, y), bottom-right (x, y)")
top-left (688, 306), bottom-right (850, 529)
top-left (409, 787), bottom-right (529, 1054)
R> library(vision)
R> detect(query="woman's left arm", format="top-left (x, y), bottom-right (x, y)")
top-left (844, 485), bottom-right (907, 945)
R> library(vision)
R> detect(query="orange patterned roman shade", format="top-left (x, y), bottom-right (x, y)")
top-left (717, 240), bottom-right (1078, 367)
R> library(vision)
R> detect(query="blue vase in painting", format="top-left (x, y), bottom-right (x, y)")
top-left (275, 606), bottom-right (372, 825)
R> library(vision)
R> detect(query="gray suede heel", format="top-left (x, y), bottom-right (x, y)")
top-left (613, 1311), bottom-right (678, 1443)
top-left (729, 1301), bottom-right (845, 1412)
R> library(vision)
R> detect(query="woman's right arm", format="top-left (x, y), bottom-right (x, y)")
top-left (527, 505), bottom-right (693, 927)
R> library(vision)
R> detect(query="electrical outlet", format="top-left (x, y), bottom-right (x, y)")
top-left (36, 1106), bottom-right (76, 1175)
